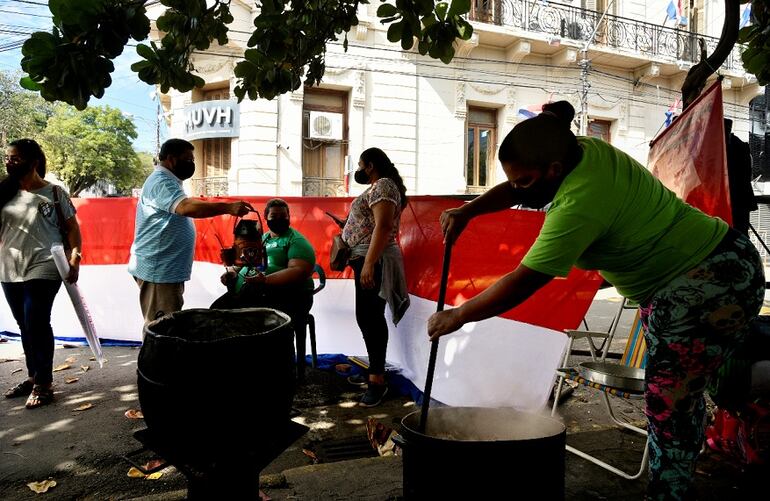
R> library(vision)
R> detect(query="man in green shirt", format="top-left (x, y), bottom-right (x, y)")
top-left (427, 102), bottom-right (764, 501)
top-left (213, 198), bottom-right (316, 378)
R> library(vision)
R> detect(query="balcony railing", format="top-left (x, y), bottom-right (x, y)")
top-left (469, 0), bottom-right (744, 72)
top-left (191, 176), bottom-right (229, 197)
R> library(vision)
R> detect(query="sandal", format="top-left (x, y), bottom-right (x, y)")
top-left (25, 385), bottom-right (54, 409)
top-left (5, 380), bottom-right (33, 399)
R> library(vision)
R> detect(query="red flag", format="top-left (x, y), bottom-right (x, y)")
top-left (648, 81), bottom-right (732, 224)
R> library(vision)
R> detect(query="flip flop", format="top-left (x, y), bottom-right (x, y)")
top-left (5, 380), bottom-right (33, 399)
top-left (25, 385), bottom-right (54, 409)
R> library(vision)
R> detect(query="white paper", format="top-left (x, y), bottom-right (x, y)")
top-left (50, 245), bottom-right (104, 367)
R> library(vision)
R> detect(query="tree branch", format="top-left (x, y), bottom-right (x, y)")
top-left (681, 0), bottom-right (741, 109)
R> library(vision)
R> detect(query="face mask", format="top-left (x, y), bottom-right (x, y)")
top-left (175, 159), bottom-right (196, 180)
top-left (6, 160), bottom-right (31, 180)
top-left (517, 176), bottom-right (561, 209)
top-left (354, 169), bottom-right (370, 185)
top-left (267, 218), bottom-right (290, 235)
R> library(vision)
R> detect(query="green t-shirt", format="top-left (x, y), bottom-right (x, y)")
top-left (235, 227), bottom-right (316, 292)
top-left (521, 137), bottom-right (728, 302)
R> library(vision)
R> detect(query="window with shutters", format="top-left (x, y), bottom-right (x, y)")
top-left (587, 119), bottom-right (612, 143)
top-left (193, 86), bottom-right (231, 196)
top-left (301, 87), bottom-right (348, 197)
top-left (465, 107), bottom-right (497, 193)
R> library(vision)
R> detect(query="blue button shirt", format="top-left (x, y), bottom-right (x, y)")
top-left (128, 166), bottom-right (195, 283)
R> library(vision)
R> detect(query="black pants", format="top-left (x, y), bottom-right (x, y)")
top-left (350, 258), bottom-right (388, 376)
top-left (2, 279), bottom-right (62, 385)
top-left (211, 286), bottom-right (313, 378)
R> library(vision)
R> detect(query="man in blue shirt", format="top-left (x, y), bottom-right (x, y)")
top-left (128, 138), bottom-right (252, 325)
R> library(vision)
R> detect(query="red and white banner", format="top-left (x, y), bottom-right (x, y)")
top-left (1, 196), bottom-right (603, 409)
top-left (649, 80), bottom-right (732, 223)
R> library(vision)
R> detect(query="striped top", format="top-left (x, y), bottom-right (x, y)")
top-left (128, 166), bottom-right (195, 283)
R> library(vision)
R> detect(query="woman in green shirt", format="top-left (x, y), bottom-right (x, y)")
top-left (428, 102), bottom-right (765, 500)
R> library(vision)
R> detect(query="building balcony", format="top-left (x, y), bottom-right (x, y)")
top-left (191, 176), bottom-right (229, 197)
top-left (469, 0), bottom-right (746, 77)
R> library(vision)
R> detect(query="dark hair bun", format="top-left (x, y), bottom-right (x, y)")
top-left (542, 101), bottom-right (575, 128)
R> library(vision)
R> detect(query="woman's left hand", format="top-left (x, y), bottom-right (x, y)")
top-left (360, 261), bottom-right (376, 289)
top-left (66, 259), bottom-right (80, 284)
top-left (427, 308), bottom-right (464, 341)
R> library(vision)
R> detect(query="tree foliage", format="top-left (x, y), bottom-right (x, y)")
top-left (739, 0), bottom-right (770, 85)
top-left (19, 0), bottom-right (474, 107)
top-left (0, 71), bottom-right (54, 150)
top-left (40, 105), bottom-right (145, 196)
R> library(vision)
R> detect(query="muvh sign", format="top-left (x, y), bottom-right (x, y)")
top-left (183, 99), bottom-right (240, 141)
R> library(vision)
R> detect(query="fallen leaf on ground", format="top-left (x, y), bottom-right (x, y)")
top-left (124, 409), bottom-right (144, 419)
top-left (52, 364), bottom-right (71, 372)
top-left (127, 467), bottom-right (145, 478)
top-left (64, 356), bottom-right (77, 364)
top-left (11, 368), bottom-right (22, 374)
top-left (145, 471), bottom-right (163, 480)
top-left (73, 403), bottom-right (94, 412)
top-left (62, 343), bottom-right (78, 348)
top-left (80, 365), bottom-right (90, 372)
top-left (89, 357), bottom-right (95, 361)
top-left (301, 449), bottom-right (318, 463)
top-left (143, 459), bottom-right (165, 471)
top-left (65, 378), bottom-right (79, 384)
top-left (27, 479), bottom-right (56, 493)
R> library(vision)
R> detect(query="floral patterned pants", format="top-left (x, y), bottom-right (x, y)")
top-left (639, 230), bottom-right (765, 500)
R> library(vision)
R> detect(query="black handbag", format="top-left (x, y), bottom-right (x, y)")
top-left (329, 234), bottom-right (351, 271)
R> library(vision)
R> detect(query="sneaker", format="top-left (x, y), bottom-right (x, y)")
top-left (359, 384), bottom-right (388, 407)
top-left (347, 373), bottom-right (368, 387)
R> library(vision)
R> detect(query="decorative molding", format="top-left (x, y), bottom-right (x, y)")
top-left (505, 87), bottom-right (518, 124)
top-left (506, 40), bottom-right (531, 64)
top-left (289, 88), bottom-right (304, 102)
top-left (721, 78), bottom-right (733, 90)
top-left (455, 33), bottom-right (479, 59)
top-left (354, 20), bottom-right (369, 41)
top-left (618, 101), bottom-right (629, 132)
top-left (632, 63), bottom-right (660, 86)
top-left (194, 57), bottom-right (232, 75)
top-left (552, 48), bottom-right (577, 67)
top-left (455, 82), bottom-right (467, 119)
top-left (468, 82), bottom-right (505, 96)
top-left (326, 66), bottom-right (350, 76)
top-left (353, 71), bottom-right (366, 108)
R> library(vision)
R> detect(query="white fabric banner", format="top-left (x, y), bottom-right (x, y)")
top-left (0, 263), bottom-right (567, 410)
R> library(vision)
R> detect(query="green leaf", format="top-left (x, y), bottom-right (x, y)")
top-left (387, 21), bottom-right (404, 43)
top-left (401, 23), bottom-right (414, 50)
top-left (377, 3), bottom-right (398, 18)
top-left (448, 0), bottom-right (471, 17)
top-left (436, 2), bottom-right (449, 21)
top-left (456, 19), bottom-right (473, 40)
top-left (19, 76), bottom-right (42, 91)
top-left (135, 43), bottom-right (154, 60)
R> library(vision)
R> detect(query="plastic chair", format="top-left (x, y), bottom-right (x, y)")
top-left (305, 264), bottom-right (326, 368)
top-left (551, 298), bottom-right (649, 480)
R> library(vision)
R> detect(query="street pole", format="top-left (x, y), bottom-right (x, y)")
top-left (579, 0), bottom-right (615, 136)
top-left (156, 98), bottom-right (161, 160)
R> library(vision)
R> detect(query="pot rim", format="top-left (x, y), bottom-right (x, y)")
top-left (400, 407), bottom-right (566, 444)
top-left (143, 307), bottom-right (292, 344)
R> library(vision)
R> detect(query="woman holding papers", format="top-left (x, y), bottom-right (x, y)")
top-left (1, 139), bottom-right (82, 409)
top-left (428, 102), bottom-right (765, 500)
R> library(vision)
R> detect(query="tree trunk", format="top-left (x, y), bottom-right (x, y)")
top-left (681, 0), bottom-right (741, 109)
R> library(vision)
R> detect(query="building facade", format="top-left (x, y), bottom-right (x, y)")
top-left (150, 0), bottom-right (763, 198)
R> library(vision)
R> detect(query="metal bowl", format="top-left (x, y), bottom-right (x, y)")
top-left (577, 361), bottom-right (645, 393)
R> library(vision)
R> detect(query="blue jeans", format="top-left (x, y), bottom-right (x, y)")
top-left (2, 280), bottom-right (62, 385)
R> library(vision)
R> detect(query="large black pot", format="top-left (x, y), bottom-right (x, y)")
top-left (137, 308), bottom-right (295, 455)
top-left (395, 407), bottom-right (566, 500)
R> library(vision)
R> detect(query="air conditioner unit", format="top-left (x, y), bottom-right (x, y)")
top-left (309, 111), bottom-right (344, 140)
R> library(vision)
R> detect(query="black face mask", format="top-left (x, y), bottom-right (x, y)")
top-left (516, 177), bottom-right (561, 209)
top-left (6, 160), bottom-right (32, 180)
top-left (354, 169), bottom-right (370, 185)
top-left (174, 159), bottom-right (196, 180)
top-left (267, 218), bottom-right (290, 235)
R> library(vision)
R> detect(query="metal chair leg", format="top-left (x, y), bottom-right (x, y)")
top-left (308, 314), bottom-right (317, 368)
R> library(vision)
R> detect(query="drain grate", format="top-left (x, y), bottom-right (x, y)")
top-left (310, 437), bottom-right (377, 463)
